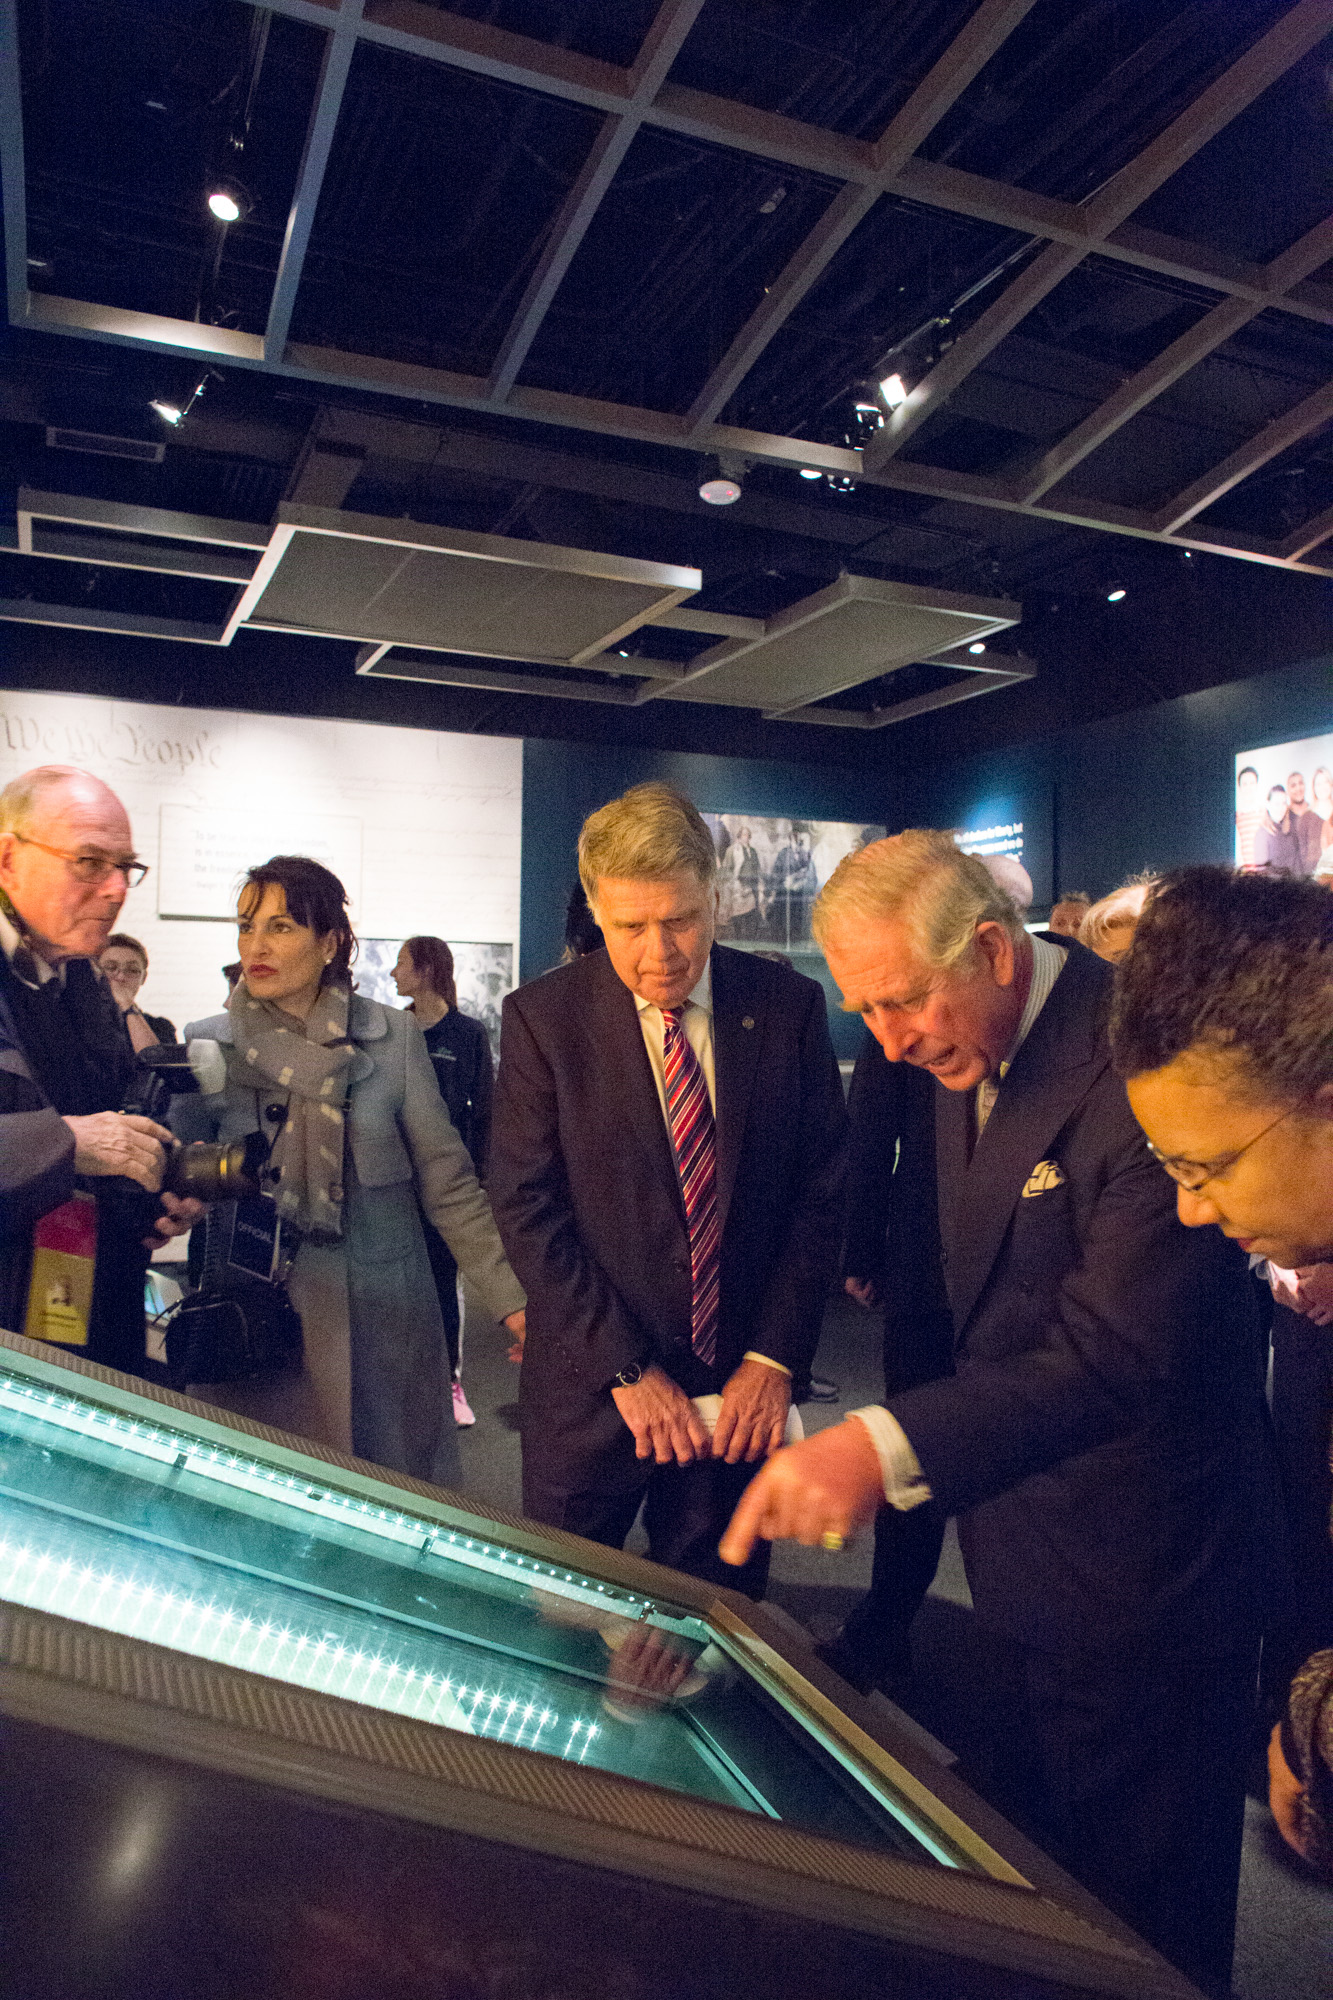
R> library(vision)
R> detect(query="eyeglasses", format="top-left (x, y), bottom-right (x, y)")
top-left (1146, 1106), bottom-right (1295, 1194)
top-left (14, 835), bottom-right (149, 889)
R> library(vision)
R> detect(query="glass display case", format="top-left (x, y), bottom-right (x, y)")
top-left (0, 1329), bottom-right (1202, 2000)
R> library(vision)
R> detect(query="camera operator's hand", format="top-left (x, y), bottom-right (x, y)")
top-left (148, 1192), bottom-right (206, 1247)
top-left (63, 1111), bottom-right (173, 1192)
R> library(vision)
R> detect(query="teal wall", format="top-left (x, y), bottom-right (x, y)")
top-left (906, 651), bottom-right (1333, 904)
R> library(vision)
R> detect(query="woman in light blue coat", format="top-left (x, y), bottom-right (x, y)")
top-left (180, 855), bottom-right (524, 1486)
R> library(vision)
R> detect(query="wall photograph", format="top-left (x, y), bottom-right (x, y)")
top-left (702, 813), bottom-right (885, 953)
top-left (1234, 729), bottom-right (1333, 876)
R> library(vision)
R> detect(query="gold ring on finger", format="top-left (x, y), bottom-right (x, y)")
top-left (820, 1530), bottom-right (846, 1553)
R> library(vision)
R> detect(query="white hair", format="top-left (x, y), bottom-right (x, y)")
top-left (813, 829), bottom-right (1025, 970)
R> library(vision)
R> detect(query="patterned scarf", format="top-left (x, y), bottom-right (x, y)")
top-left (224, 980), bottom-right (355, 1242)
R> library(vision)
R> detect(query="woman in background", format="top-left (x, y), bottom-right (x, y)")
top-left (182, 858), bottom-right (524, 1485)
top-left (1077, 877), bottom-right (1157, 964)
top-left (392, 934), bottom-right (495, 1424)
top-left (99, 932), bottom-right (176, 1052)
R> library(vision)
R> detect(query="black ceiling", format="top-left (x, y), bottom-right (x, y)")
top-left (1, 0), bottom-right (1331, 767)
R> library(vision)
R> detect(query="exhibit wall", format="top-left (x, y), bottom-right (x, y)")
top-left (0, 691), bottom-right (522, 1035)
top-left (904, 650), bottom-right (1333, 904)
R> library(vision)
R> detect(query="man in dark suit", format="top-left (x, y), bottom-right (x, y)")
top-left (722, 830), bottom-right (1275, 1995)
top-left (489, 783), bottom-right (845, 1598)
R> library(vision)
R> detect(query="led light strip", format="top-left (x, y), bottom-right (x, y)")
top-left (0, 1529), bottom-right (605, 1757)
top-left (426, 1532), bottom-right (667, 1622)
top-left (0, 1372), bottom-right (689, 1628)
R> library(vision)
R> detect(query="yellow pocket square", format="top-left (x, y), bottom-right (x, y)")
top-left (1022, 1160), bottom-right (1066, 1197)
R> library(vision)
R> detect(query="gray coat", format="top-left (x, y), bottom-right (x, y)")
top-left (181, 996), bottom-right (524, 1478)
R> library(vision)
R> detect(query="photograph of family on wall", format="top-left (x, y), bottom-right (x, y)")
top-left (1235, 731), bottom-right (1333, 877)
top-left (702, 814), bottom-right (885, 952)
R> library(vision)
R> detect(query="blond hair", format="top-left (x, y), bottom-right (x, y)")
top-left (812, 829), bottom-right (1025, 970)
top-left (1079, 879), bottom-right (1156, 957)
top-left (578, 783), bottom-right (716, 903)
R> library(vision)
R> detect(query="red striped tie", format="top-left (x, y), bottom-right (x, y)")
top-left (662, 1005), bottom-right (720, 1368)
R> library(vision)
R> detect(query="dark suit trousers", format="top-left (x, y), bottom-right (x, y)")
top-left (834, 1306), bottom-right (954, 1685)
top-left (524, 1456), bottom-right (771, 1601)
top-left (1268, 1303), bottom-right (1333, 1687)
top-left (971, 1636), bottom-right (1256, 1998)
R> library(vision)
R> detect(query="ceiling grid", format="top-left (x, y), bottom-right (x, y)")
top-left (1, 0), bottom-right (1331, 733)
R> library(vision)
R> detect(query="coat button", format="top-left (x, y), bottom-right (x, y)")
top-left (265, 1102), bottom-right (286, 1123)
top-left (742, 1016), bottom-right (755, 1030)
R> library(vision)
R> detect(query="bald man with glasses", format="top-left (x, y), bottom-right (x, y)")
top-left (0, 764), bottom-right (199, 1373)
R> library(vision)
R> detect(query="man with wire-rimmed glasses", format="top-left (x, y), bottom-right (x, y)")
top-left (0, 764), bottom-right (200, 1372)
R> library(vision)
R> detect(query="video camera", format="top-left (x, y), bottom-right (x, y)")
top-left (123, 1042), bottom-right (269, 1204)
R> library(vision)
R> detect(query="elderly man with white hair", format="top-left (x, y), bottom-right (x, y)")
top-left (0, 765), bottom-right (198, 1372)
top-left (721, 829), bottom-right (1277, 1997)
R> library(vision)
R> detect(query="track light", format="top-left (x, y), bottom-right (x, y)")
top-left (149, 371), bottom-right (218, 428)
top-left (878, 372), bottom-right (908, 409)
top-left (799, 467), bottom-right (822, 480)
top-left (698, 453), bottom-right (747, 505)
top-left (1106, 586), bottom-right (1126, 603)
top-left (968, 641), bottom-right (987, 655)
top-left (206, 180), bottom-right (251, 224)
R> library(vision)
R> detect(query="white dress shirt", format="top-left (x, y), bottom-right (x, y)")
top-left (852, 933), bottom-right (1067, 1506)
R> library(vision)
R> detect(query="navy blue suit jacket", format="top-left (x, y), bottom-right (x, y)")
top-left (489, 945), bottom-right (846, 1496)
top-left (884, 942), bottom-right (1278, 1653)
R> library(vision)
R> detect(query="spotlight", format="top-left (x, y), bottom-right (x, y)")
top-left (1106, 586), bottom-right (1126, 603)
top-left (206, 180), bottom-right (251, 224)
top-left (799, 467), bottom-right (822, 480)
top-left (148, 370), bottom-right (218, 428)
top-left (698, 453), bottom-right (746, 505)
top-left (878, 372), bottom-right (908, 409)
top-left (968, 641), bottom-right (987, 656)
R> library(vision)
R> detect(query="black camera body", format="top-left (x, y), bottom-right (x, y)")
top-left (123, 1042), bottom-right (268, 1205)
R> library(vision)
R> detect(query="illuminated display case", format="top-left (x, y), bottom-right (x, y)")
top-left (0, 1330), bottom-right (1202, 2000)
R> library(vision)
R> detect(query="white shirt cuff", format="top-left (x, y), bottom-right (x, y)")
top-left (849, 1407), bottom-right (934, 1511)
top-left (742, 1351), bottom-right (791, 1376)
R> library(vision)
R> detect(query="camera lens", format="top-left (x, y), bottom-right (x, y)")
top-left (163, 1131), bottom-right (267, 1203)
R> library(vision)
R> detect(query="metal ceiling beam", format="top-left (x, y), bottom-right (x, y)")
top-left (486, 0), bottom-right (705, 402)
top-left (246, 0), bottom-right (1333, 329)
top-left (1021, 214), bottom-right (1333, 501)
top-left (766, 656), bottom-right (1036, 729)
top-left (866, 0), bottom-right (1333, 469)
top-left (0, 0), bottom-right (28, 324)
top-left (683, 0), bottom-right (1040, 434)
top-left (23, 287), bottom-right (1333, 579)
top-left (1278, 501), bottom-right (1333, 560)
top-left (360, 0), bottom-right (629, 111)
top-left (1154, 376), bottom-right (1333, 534)
top-left (264, 0), bottom-right (367, 365)
top-left (355, 650), bottom-right (644, 704)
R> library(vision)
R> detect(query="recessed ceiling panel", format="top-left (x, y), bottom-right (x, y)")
top-left (662, 576), bottom-right (1019, 710)
top-left (247, 507), bottom-right (699, 666)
